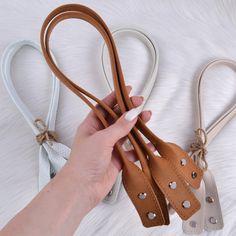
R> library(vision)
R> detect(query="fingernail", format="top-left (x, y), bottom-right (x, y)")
top-left (126, 85), bottom-right (132, 91)
top-left (147, 110), bottom-right (152, 116)
top-left (136, 96), bottom-right (144, 104)
top-left (125, 108), bottom-right (140, 121)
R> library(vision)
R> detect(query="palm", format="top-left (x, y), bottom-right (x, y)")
top-left (72, 87), bottom-right (152, 202)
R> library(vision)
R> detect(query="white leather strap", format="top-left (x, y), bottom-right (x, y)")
top-left (101, 28), bottom-right (159, 113)
top-left (100, 28), bottom-right (158, 204)
top-left (182, 59), bottom-right (236, 233)
top-left (183, 181), bottom-right (206, 234)
top-left (203, 169), bottom-right (223, 231)
top-left (1, 40), bottom-right (71, 190)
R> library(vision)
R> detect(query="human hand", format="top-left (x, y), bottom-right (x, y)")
top-left (65, 86), bottom-right (154, 209)
top-left (0, 86), bottom-right (154, 236)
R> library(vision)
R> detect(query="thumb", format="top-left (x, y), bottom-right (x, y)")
top-left (101, 108), bottom-right (140, 146)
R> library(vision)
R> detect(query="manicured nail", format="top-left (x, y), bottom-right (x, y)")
top-left (125, 108), bottom-right (140, 121)
top-left (140, 96), bottom-right (144, 102)
top-left (135, 96), bottom-right (144, 104)
top-left (147, 110), bottom-right (152, 116)
top-left (126, 85), bottom-right (132, 91)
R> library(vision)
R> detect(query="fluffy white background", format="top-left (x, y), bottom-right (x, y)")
top-left (0, 0), bottom-right (236, 235)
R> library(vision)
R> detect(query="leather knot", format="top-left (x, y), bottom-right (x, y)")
top-left (34, 118), bottom-right (57, 145)
top-left (190, 128), bottom-right (208, 170)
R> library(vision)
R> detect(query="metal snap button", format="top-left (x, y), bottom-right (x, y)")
top-left (50, 172), bottom-right (56, 178)
top-left (206, 196), bottom-right (214, 203)
top-left (182, 200), bottom-right (191, 208)
top-left (209, 217), bottom-right (218, 224)
top-left (147, 212), bottom-right (157, 220)
top-left (138, 192), bottom-right (147, 200)
top-left (180, 158), bottom-right (187, 166)
top-left (191, 171), bottom-right (197, 179)
top-left (169, 181), bottom-right (177, 189)
top-left (189, 221), bottom-right (197, 228)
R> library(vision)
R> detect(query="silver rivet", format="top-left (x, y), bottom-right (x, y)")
top-left (169, 181), bottom-right (177, 189)
top-left (180, 159), bottom-right (187, 166)
top-left (138, 192), bottom-right (147, 200)
top-left (189, 221), bottom-right (197, 228)
top-left (206, 196), bottom-right (214, 203)
top-left (191, 171), bottom-right (197, 179)
top-left (209, 217), bottom-right (218, 224)
top-left (108, 190), bottom-right (113, 196)
top-left (147, 212), bottom-right (157, 220)
top-left (182, 200), bottom-right (191, 208)
top-left (50, 172), bottom-right (56, 178)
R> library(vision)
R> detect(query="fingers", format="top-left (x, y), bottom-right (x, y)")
top-left (139, 110), bottom-right (152, 123)
top-left (125, 142), bottom-right (156, 162)
top-left (112, 95), bottom-right (143, 116)
top-left (88, 85), bottom-right (132, 119)
top-left (117, 110), bottom-right (152, 145)
top-left (98, 109), bottom-right (140, 146)
top-left (108, 96), bottom-right (152, 125)
top-left (110, 96), bottom-right (152, 145)
top-left (111, 142), bottom-right (157, 171)
top-left (131, 96), bottom-right (144, 107)
top-left (101, 85), bottom-right (132, 109)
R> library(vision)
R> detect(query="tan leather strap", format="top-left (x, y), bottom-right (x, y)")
top-left (40, 4), bottom-right (203, 227)
top-left (102, 28), bottom-right (159, 204)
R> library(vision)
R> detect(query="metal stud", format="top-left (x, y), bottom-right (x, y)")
top-left (50, 172), bottom-right (56, 178)
top-left (182, 200), bottom-right (191, 208)
top-left (206, 196), bottom-right (214, 203)
top-left (108, 190), bottom-right (113, 196)
top-left (169, 181), bottom-right (177, 189)
top-left (191, 171), bottom-right (197, 179)
top-left (209, 217), bottom-right (218, 224)
top-left (138, 192), bottom-right (147, 200)
top-left (189, 221), bottom-right (197, 228)
top-left (147, 212), bottom-right (157, 220)
top-left (180, 158), bottom-right (187, 166)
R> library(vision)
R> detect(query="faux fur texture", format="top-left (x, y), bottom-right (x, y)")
top-left (0, 0), bottom-right (236, 235)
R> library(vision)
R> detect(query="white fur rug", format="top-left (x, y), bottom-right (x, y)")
top-left (0, 0), bottom-right (236, 235)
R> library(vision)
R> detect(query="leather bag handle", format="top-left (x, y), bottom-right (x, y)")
top-left (40, 4), bottom-right (203, 227)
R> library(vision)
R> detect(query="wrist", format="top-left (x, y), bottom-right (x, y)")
top-left (60, 158), bottom-right (99, 211)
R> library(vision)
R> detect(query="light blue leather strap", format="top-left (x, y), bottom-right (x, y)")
top-left (1, 40), bottom-right (70, 190)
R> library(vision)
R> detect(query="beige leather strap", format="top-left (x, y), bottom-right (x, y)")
top-left (40, 4), bottom-right (203, 227)
top-left (183, 59), bottom-right (236, 233)
top-left (197, 59), bottom-right (236, 145)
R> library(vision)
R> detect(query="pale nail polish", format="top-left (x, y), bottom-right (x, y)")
top-left (125, 108), bottom-right (140, 121)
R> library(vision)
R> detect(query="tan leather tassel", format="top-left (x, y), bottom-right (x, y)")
top-left (40, 4), bottom-right (203, 227)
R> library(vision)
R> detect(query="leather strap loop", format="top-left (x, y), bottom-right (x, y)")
top-left (1, 40), bottom-right (71, 190)
top-left (196, 59), bottom-right (236, 146)
top-left (101, 28), bottom-right (159, 113)
top-left (101, 28), bottom-right (159, 204)
top-left (183, 59), bottom-right (236, 233)
top-left (40, 4), bottom-right (203, 227)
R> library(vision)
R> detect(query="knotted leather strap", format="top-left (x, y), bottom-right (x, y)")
top-left (102, 28), bottom-right (159, 204)
top-left (1, 40), bottom-right (71, 190)
top-left (40, 4), bottom-right (203, 227)
top-left (182, 59), bottom-right (236, 233)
